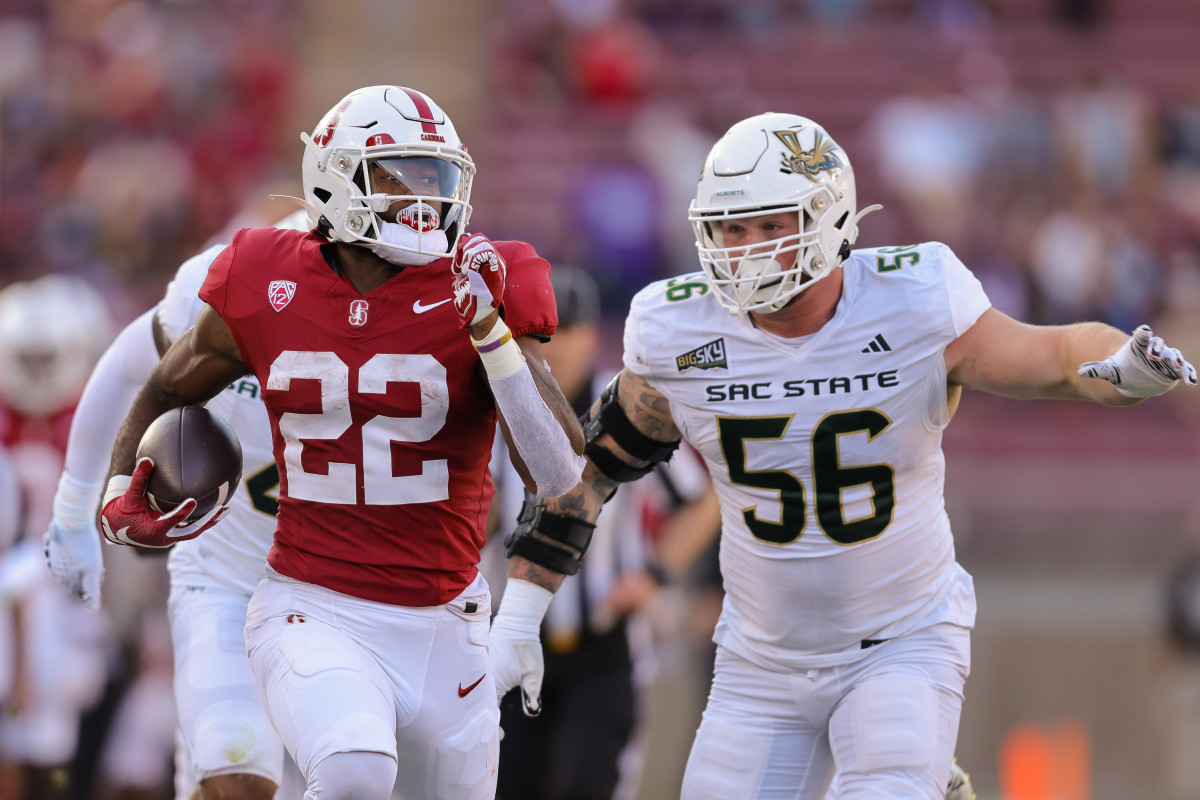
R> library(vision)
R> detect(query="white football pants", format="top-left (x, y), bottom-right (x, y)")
top-left (168, 582), bottom-right (286, 796)
top-left (244, 568), bottom-right (499, 800)
top-left (682, 621), bottom-right (970, 800)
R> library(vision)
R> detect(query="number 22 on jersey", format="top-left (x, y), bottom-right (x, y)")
top-left (268, 351), bottom-right (449, 505)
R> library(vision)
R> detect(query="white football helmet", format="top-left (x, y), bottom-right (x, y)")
top-left (300, 85), bottom-right (474, 261)
top-left (689, 112), bottom-right (878, 315)
top-left (0, 275), bottom-right (113, 417)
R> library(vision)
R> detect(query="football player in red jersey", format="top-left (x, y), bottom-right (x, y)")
top-left (98, 85), bottom-right (585, 800)
top-left (0, 276), bottom-right (114, 800)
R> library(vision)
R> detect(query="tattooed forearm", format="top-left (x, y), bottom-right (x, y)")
top-left (507, 555), bottom-right (567, 592)
top-left (543, 462), bottom-right (619, 521)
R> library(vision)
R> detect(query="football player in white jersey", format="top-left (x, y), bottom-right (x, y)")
top-left (43, 210), bottom-right (311, 800)
top-left (491, 112), bottom-right (1196, 800)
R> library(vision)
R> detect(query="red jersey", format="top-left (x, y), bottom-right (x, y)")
top-left (200, 228), bottom-right (557, 606)
top-left (0, 402), bottom-right (76, 543)
top-left (0, 403), bottom-right (74, 453)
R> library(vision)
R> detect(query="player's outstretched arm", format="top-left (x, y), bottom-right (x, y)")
top-left (44, 309), bottom-right (162, 609)
top-left (99, 305), bottom-right (247, 547)
top-left (490, 369), bottom-right (681, 714)
top-left (946, 309), bottom-right (1196, 404)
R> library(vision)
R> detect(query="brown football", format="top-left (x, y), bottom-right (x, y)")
top-left (135, 406), bottom-right (243, 523)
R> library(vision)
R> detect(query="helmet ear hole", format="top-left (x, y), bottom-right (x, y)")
top-left (312, 188), bottom-right (332, 204)
top-left (833, 211), bottom-right (849, 230)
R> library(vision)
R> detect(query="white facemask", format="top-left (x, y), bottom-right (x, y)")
top-left (366, 201), bottom-right (449, 267)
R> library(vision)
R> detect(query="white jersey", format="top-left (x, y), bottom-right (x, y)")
top-left (624, 242), bottom-right (989, 670)
top-left (158, 246), bottom-right (278, 596)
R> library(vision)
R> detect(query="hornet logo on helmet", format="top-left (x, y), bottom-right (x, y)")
top-left (775, 129), bottom-right (843, 182)
top-left (349, 299), bottom-right (369, 327)
top-left (268, 280), bottom-right (297, 312)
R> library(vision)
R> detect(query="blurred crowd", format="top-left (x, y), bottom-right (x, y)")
top-left (1, 0), bottom-right (1199, 798)
top-left (472, 0), bottom-right (1200, 350)
top-left (0, 0), bottom-right (297, 317)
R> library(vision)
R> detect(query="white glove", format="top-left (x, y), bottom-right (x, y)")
top-left (1077, 324), bottom-right (1198, 398)
top-left (488, 578), bottom-right (553, 716)
top-left (946, 759), bottom-right (976, 800)
top-left (44, 520), bottom-right (104, 612)
top-left (43, 472), bottom-right (106, 612)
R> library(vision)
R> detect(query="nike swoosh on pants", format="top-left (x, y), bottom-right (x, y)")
top-left (458, 674), bottom-right (486, 698)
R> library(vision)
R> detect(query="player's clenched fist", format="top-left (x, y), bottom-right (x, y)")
top-left (99, 458), bottom-right (227, 548)
top-left (452, 233), bottom-right (507, 328)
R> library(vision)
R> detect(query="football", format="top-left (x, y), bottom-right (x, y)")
top-left (135, 405), bottom-right (243, 523)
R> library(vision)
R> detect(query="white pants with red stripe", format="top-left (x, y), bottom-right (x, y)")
top-left (244, 568), bottom-right (499, 800)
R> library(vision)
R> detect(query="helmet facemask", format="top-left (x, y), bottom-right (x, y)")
top-left (692, 188), bottom-right (847, 314)
top-left (324, 149), bottom-right (473, 266)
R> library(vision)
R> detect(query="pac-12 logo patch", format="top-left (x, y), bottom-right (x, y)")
top-left (349, 299), bottom-right (369, 327)
top-left (676, 338), bottom-right (728, 372)
top-left (268, 280), bottom-right (296, 312)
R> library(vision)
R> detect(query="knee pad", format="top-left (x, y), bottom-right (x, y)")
top-left (192, 699), bottom-right (282, 783)
top-left (307, 750), bottom-right (396, 800)
top-left (305, 713), bottom-right (397, 776)
top-left (433, 707), bottom-right (500, 800)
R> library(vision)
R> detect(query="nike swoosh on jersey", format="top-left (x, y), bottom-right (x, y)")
top-left (458, 674), bottom-right (486, 698)
top-left (413, 298), bottom-right (452, 314)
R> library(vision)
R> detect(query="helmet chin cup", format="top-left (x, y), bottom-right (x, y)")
top-left (734, 256), bottom-right (784, 307)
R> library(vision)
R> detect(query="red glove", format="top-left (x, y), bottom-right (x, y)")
top-left (99, 458), bottom-right (229, 548)
top-left (452, 233), bottom-right (507, 328)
